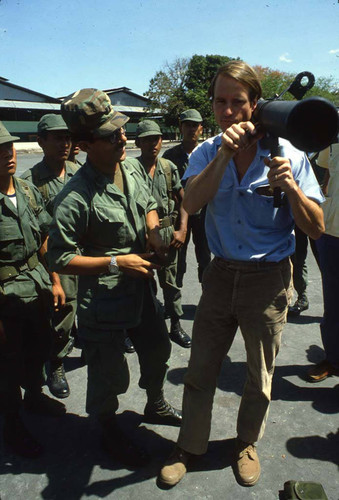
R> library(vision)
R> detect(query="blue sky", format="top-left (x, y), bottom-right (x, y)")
top-left (1, 0), bottom-right (338, 98)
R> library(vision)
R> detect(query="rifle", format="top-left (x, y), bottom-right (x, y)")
top-left (252, 72), bottom-right (338, 207)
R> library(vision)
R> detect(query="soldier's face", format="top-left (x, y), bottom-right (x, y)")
top-left (138, 135), bottom-right (162, 161)
top-left (86, 128), bottom-right (127, 168)
top-left (212, 75), bottom-right (256, 132)
top-left (180, 121), bottom-right (203, 142)
top-left (0, 142), bottom-right (17, 178)
top-left (38, 130), bottom-right (72, 162)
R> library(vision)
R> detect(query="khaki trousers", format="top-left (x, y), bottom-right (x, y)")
top-left (178, 257), bottom-right (293, 455)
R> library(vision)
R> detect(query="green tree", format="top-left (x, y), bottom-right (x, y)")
top-left (143, 57), bottom-right (189, 128)
top-left (254, 65), bottom-right (338, 105)
top-left (185, 54), bottom-right (236, 134)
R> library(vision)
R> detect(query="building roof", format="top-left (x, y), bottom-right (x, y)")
top-left (0, 77), bottom-right (60, 103)
top-left (0, 100), bottom-right (155, 114)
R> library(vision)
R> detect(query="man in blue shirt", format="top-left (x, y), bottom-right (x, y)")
top-left (160, 60), bottom-right (325, 488)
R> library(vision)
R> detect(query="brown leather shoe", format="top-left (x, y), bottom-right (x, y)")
top-left (307, 359), bottom-right (339, 383)
top-left (234, 438), bottom-right (260, 487)
top-left (159, 446), bottom-right (191, 487)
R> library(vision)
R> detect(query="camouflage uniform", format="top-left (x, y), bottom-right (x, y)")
top-left (47, 159), bottom-right (171, 419)
top-left (131, 156), bottom-right (184, 320)
top-left (21, 159), bottom-right (79, 358)
top-left (0, 177), bottom-right (52, 413)
top-left (163, 144), bottom-right (211, 285)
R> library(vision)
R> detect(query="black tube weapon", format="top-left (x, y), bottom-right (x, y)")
top-left (252, 72), bottom-right (338, 207)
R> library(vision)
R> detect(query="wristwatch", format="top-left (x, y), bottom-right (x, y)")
top-left (108, 255), bottom-right (119, 275)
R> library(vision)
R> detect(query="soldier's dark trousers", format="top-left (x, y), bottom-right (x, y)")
top-left (81, 285), bottom-right (172, 421)
top-left (0, 297), bottom-right (51, 414)
top-left (176, 207), bottom-right (211, 288)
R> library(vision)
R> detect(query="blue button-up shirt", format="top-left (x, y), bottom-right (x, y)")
top-left (183, 135), bottom-right (325, 262)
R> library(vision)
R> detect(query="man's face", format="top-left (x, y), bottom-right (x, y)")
top-left (180, 121), bottom-right (203, 142)
top-left (138, 135), bottom-right (162, 161)
top-left (38, 130), bottom-right (72, 162)
top-left (84, 127), bottom-right (127, 168)
top-left (212, 75), bottom-right (257, 132)
top-left (0, 142), bottom-right (16, 178)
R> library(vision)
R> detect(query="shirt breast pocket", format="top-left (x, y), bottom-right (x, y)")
top-left (93, 205), bottom-right (127, 247)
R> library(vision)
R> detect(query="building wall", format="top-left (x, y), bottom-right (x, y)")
top-left (109, 91), bottom-right (148, 108)
top-left (0, 83), bottom-right (49, 102)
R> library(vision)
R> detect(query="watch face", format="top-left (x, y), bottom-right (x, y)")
top-left (110, 265), bottom-right (119, 275)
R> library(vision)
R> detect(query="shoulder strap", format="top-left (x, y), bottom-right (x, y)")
top-left (159, 157), bottom-right (173, 199)
top-left (31, 164), bottom-right (49, 201)
top-left (16, 177), bottom-right (39, 211)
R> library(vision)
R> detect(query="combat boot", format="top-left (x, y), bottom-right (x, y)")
top-left (144, 391), bottom-right (182, 426)
top-left (48, 359), bottom-right (70, 399)
top-left (169, 319), bottom-right (191, 348)
top-left (288, 295), bottom-right (309, 317)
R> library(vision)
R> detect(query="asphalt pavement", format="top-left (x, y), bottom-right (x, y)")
top-left (1, 150), bottom-right (338, 500)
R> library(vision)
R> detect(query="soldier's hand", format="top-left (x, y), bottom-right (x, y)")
top-left (52, 283), bottom-right (66, 311)
top-left (170, 229), bottom-right (187, 248)
top-left (147, 230), bottom-right (169, 262)
top-left (116, 253), bottom-right (161, 278)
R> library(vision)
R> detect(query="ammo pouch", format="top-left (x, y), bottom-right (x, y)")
top-left (159, 215), bottom-right (176, 229)
top-left (0, 253), bottom-right (39, 282)
top-left (283, 481), bottom-right (328, 500)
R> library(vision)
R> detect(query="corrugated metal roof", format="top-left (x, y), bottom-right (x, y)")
top-left (0, 100), bottom-right (159, 114)
top-left (0, 100), bottom-right (61, 110)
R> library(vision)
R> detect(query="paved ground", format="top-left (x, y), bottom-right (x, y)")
top-left (1, 151), bottom-right (338, 499)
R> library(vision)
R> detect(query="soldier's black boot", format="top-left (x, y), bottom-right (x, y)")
top-left (48, 359), bottom-right (70, 399)
top-left (144, 391), bottom-right (182, 426)
top-left (101, 415), bottom-right (150, 467)
top-left (169, 318), bottom-right (192, 348)
top-left (288, 295), bottom-right (309, 317)
top-left (3, 413), bottom-right (43, 458)
top-left (124, 336), bottom-right (135, 354)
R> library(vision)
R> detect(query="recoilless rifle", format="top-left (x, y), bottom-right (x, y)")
top-left (252, 71), bottom-right (338, 206)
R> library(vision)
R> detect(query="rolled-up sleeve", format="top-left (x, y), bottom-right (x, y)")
top-left (47, 189), bottom-right (89, 272)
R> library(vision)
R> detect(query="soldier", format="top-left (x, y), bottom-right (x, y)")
top-left (132, 120), bottom-right (191, 348)
top-left (163, 109), bottom-right (210, 286)
top-left (47, 89), bottom-right (182, 467)
top-left (21, 114), bottom-right (79, 399)
top-left (0, 122), bottom-right (65, 458)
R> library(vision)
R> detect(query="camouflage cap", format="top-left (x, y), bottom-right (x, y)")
top-left (37, 114), bottom-right (69, 134)
top-left (136, 120), bottom-right (162, 138)
top-left (0, 121), bottom-right (20, 145)
top-left (61, 88), bottom-right (129, 138)
top-left (179, 109), bottom-right (203, 123)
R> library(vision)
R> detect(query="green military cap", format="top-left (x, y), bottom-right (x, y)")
top-left (61, 88), bottom-right (129, 138)
top-left (37, 114), bottom-right (69, 134)
top-left (179, 109), bottom-right (203, 123)
top-left (0, 121), bottom-right (20, 145)
top-left (136, 120), bottom-right (162, 138)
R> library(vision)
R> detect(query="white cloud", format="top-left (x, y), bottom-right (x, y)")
top-left (329, 49), bottom-right (339, 54)
top-left (279, 52), bottom-right (292, 63)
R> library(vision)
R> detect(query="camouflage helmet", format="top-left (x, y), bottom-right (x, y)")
top-left (61, 88), bottom-right (129, 138)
